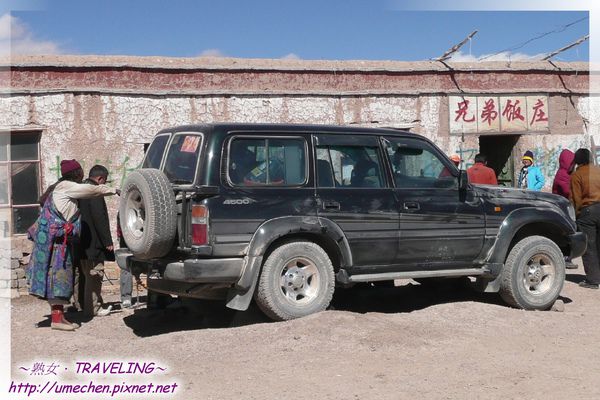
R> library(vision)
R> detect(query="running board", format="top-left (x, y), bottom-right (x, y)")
top-left (337, 268), bottom-right (487, 284)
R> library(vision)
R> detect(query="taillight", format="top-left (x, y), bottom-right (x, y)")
top-left (191, 204), bottom-right (209, 246)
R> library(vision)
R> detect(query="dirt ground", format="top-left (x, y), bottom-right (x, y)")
top-left (10, 262), bottom-right (600, 400)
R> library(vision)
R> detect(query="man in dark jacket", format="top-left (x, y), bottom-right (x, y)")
top-left (79, 165), bottom-right (115, 316)
top-left (570, 149), bottom-right (600, 289)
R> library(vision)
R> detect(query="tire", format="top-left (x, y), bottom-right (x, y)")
top-left (119, 168), bottom-right (177, 260)
top-left (255, 241), bottom-right (335, 321)
top-left (499, 235), bottom-right (565, 310)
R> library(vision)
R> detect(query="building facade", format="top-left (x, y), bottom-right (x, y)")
top-left (0, 55), bottom-right (596, 241)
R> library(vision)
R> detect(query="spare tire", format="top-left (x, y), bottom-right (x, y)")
top-left (119, 168), bottom-right (177, 259)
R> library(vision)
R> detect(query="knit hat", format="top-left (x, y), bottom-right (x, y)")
top-left (522, 150), bottom-right (534, 162)
top-left (60, 159), bottom-right (82, 176)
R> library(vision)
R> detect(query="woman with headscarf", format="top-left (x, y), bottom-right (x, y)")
top-left (27, 159), bottom-right (119, 331)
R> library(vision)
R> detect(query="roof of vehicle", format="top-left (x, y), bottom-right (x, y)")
top-left (156, 123), bottom-right (419, 138)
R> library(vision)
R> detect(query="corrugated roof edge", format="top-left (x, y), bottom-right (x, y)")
top-left (1, 55), bottom-right (592, 73)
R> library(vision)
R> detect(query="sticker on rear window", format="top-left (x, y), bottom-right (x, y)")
top-left (181, 136), bottom-right (200, 153)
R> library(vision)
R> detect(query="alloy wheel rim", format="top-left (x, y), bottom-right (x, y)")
top-left (125, 188), bottom-right (145, 239)
top-left (522, 253), bottom-right (555, 295)
top-left (279, 257), bottom-right (320, 305)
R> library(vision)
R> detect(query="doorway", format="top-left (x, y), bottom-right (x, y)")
top-left (479, 135), bottom-right (520, 187)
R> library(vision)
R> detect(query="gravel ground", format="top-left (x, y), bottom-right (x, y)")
top-left (10, 263), bottom-right (600, 400)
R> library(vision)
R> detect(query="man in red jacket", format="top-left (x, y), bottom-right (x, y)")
top-left (467, 154), bottom-right (498, 185)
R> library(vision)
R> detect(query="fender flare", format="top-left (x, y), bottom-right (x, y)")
top-left (241, 216), bottom-right (351, 289)
top-left (225, 216), bottom-right (352, 311)
top-left (485, 207), bottom-right (575, 265)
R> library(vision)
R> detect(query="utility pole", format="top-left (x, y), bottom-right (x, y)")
top-left (542, 35), bottom-right (589, 60)
top-left (435, 30), bottom-right (478, 62)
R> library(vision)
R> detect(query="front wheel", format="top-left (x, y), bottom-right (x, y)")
top-left (499, 236), bottom-right (565, 310)
top-left (255, 241), bottom-right (335, 321)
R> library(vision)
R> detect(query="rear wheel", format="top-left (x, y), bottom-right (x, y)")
top-left (255, 241), bottom-right (335, 321)
top-left (499, 236), bottom-right (565, 310)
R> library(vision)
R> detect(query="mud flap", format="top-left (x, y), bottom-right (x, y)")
top-left (226, 256), bottom-right (263, 311)
top-left (475, 274), bottom-right (502, 293)
top-left (225, 271), bottom-right (260, 311)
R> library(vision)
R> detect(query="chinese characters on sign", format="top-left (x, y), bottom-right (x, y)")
top-left (449, 95), bottom-right (549, 134)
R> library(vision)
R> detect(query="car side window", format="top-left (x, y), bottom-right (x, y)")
top-left (385, 138), bottom-right (457, 189)
top-left (228, 137), bottom-right (306, 186)
top-left (142, 134), bottom-right (170, 169)
top-left (316, 145), bottom-right (383, 188)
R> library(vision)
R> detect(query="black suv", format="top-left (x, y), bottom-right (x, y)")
top-left (117, 123), bottom-right (586, 320)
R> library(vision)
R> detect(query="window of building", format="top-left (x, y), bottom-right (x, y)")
top-left (0, 131), bottom-right (42, 235)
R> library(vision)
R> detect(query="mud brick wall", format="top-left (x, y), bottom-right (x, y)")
top-left (0, 56), bottom-right (595, 249)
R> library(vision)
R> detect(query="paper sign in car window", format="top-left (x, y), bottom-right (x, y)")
top-left (181, 136), bottom-right (200, 153)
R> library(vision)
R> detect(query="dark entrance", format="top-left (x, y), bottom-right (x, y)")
top-left (479, 135), bottom-right (520, 187)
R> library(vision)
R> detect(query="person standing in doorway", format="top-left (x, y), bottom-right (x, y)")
top-left (570, 148), bottom-right (600, 289)
top-left (517, 150), bottom-right (544, 191)
top-left (466, 154), bottom-right (498, 185)
top-left (27, 160), bottom-right (119, 331)
top-left (79, 165), bottom-right (116, 317)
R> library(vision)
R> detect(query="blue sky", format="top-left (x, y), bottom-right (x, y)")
top-left (1, 0), bottom-right (591, 62)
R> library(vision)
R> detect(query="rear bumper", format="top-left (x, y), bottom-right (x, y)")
top-left (164, 258), bottom-right (243, 283)
top-left (116, 249), bottom-right (244, 298)
top-left (116, 249), bottom-right (244, 283)
top-left (569, 232), bottom-right (587, 259)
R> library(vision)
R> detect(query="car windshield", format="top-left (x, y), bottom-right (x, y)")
top-left (162, 133), bottom-right (202, 184)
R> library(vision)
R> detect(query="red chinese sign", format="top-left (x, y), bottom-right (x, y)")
top-left (481, 98), bottom-right (498, 126)
top-left (454, 99), bottom-right (476, 123)
top-left (449, 95), bottom-right (549, 134)
top-left (530, 98), bottom-right (549, 125)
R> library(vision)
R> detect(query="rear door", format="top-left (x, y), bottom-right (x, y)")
top-left (211, 133), bottom-right (316, 256)
top-left (383, 136), bottom-right (485, 267)
top-left (314, 134), bottom-right (400, 269)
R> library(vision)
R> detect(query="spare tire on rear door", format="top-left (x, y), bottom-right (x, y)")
top-left (119, 168), bottom-right (177, 259)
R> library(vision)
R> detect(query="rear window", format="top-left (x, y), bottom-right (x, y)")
top-left (163, 133), bottom-right (203, 184)
top-left (228, 137), bottom-right (307, 186)
top-left (142, 134), bottom-right (170, 169)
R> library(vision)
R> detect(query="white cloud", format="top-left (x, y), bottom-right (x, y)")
top-left (0, 13), bottom-right (61, 56)
top-left (448, 50), bottom-right (545, 62)
top-left (198, 48), bottom-right (225, 57)
top-left (281, 53), bottom-right (300, 60)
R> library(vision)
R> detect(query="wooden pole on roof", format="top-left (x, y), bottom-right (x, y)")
top-left (436, 30), bottom-right (478, 62)
top-left (542, 35), bottom-right (589, 60)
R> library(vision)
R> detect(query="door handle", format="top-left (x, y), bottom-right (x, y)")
top-left (403, 202), bottom-right (420, 210)
top-left (323, 201), bottom-right (341, 210)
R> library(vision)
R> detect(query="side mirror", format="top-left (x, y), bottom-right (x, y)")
top-left (459, 170), bottom-right (468, 191)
